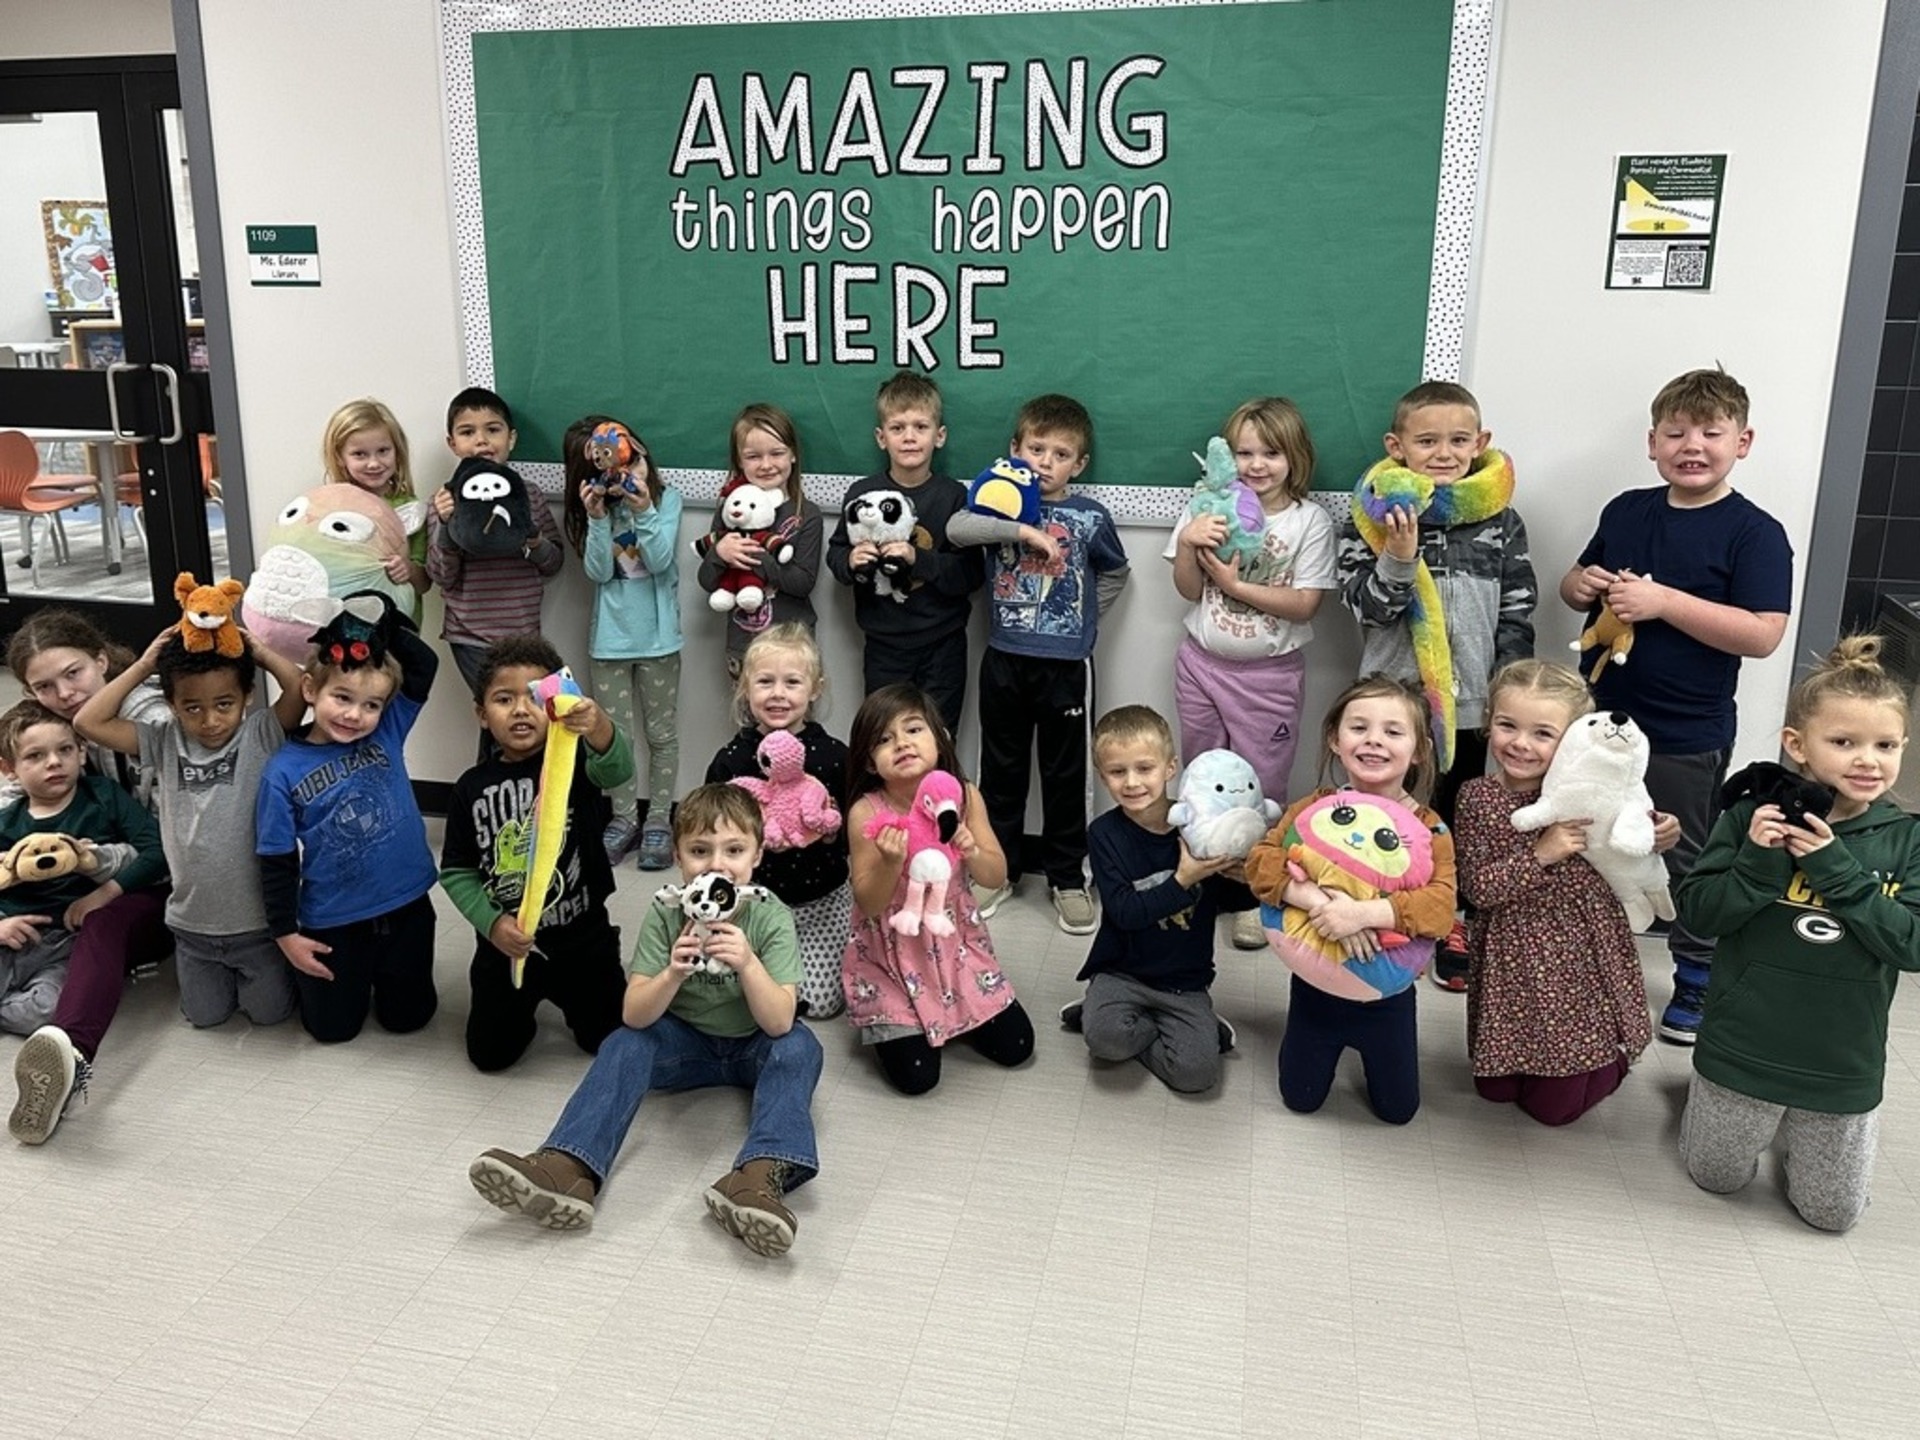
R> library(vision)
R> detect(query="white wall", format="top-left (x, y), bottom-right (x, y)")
top-left (0, 0), bottom-right (173, 59)
top-left (187, 0), bottom-right (1888, 796)
top-left (0, 114), bottom-right (109, 340)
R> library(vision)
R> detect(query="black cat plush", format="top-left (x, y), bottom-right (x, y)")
top-left (443, 456), bottom-right (535, 558)
top-left (1719, 760), bottom-right (1835, 827)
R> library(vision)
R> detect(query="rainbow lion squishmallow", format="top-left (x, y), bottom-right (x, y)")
top-left (242, 485), bottom-right (424, 661)
top-left (1260, 790), bottom-right (1436, 1000)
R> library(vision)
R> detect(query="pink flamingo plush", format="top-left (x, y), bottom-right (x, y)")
top-left (729, 729), bottom-right (841, 851)
top-left (864, 769), bottom-right (965, 938)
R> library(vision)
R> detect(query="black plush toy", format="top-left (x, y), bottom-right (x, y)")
top-left (299, 588), bottom-right (409, 671)
top-left (443, 456), bottom-right (536, 558)
top-left (1719, 760), bottom-right (1835, 827)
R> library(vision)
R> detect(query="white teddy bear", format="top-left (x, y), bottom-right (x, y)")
top-left (1510, 710), bottom-right (1675, 933)
top-left (705, 481), bottom-right (794, 614)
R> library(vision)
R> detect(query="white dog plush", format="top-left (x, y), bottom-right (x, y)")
top-left (1510, 710), bottom-right (1675, 933)
top-left (654, 873), bottom-right (773, 975)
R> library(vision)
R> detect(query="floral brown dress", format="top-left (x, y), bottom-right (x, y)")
top-left (1454, 776), bottom-right (1652, 1078)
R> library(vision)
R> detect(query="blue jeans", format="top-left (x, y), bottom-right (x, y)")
top-left (543, 1013), bottom-right (822, 1190)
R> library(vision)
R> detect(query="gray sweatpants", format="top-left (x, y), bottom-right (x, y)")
top-left (174, 927), bottom-right (299, 1029)
top-left (0, 927), bottom-right (74, 1036)
top-left (1679, 1071), bottom-right (1878, 1233)
top-left (1082, 971), bottom-right (1221, 1094)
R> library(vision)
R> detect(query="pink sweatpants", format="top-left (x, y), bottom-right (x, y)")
top-left (1172, 637), bottom-right (1308, 806)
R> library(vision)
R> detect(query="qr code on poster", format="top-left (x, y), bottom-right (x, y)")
top-left (1664, 245), bottom-right (1709, 287)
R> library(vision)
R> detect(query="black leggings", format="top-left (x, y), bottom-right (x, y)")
top-left (874, 1002), bottom-right (1034, 1096)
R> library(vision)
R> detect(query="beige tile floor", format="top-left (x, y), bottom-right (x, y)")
top-left (3, 817), bottom-right (1919, 1438)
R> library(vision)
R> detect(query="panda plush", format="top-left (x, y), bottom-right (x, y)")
top-left (442, 456), bottom-right (536, 558)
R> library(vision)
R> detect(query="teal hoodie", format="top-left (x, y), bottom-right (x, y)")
top-left (1677, 797), bottom-right (1920, 1113)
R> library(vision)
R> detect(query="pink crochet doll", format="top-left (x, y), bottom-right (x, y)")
top-left (728, 729), bottom-right (841, 851)
top-left (864, 769), bottom-right (965, 938)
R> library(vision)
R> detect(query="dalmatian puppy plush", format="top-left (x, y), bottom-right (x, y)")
top-left (653, 872), bottom-right (774, 975)
top-left (843, 489), bottom-right (918, 602)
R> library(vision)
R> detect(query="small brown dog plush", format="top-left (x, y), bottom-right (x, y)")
top-left (1571, 601), bottom-right (1634, 685)
top-left (175, 572), bottom-right (247, 658)
top-left (0, 833), bottom-right (110, 891)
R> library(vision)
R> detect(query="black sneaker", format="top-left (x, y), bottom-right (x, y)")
top-left (1430, 919), bottom-right (1470, 992)
top-left (1059, 1000), bottom-right (1084, 1033)
top-left (1217, 1016), bottom-right (1237, 1053)
top-left (1659, 979), bottom-right (1707, 1045)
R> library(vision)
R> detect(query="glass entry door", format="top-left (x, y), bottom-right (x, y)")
top-left (0, 55), bottom-right (222, 649)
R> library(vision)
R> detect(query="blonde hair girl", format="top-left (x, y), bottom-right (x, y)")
top-left (1676, 635), bottom-right (1918, 1233)
top-left (695, 403), bottom-right (824, 676)
top-left (1451, 660), bottom-right (1661, 1126)
top-left (321, 398), bottom-right (428, 611)
top-left (703, 623), bottom-right (850, 1018)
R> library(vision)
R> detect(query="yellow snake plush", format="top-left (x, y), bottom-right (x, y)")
top-left (513, 668), bottom-right (584, 988)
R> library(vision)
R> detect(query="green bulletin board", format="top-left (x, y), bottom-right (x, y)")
top-left (449, 0), bottom-right (1477, 506)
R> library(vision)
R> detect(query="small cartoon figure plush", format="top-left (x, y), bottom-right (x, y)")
top-left (1511, 710), bottom-right (1675, 932)
top-left (442, 456), bottom-right (535, 558)
top-left (0, 833), bottom-right (116, 891)
top-left (1260, 791), bottom-right (1436, 1001)
top-left (865, 769), bottom-right (965, 938)
top-left (843, 489), bottom-right (918, 602)
top-left (1166, 749), bottom-right (1282, 860)
top-left (702, 479), bottom-right (793, 614)
top-left (585, 421), bottom-right (647, 502)
top-left (655, 871), bottom-right (774, 975)
top-left (729, 729), bottom-right (841, 850)
top-left (1189, 435), bottom-right (1264, 568)
top-left (967, 457), bottom-right (1041, 527)
top-left (1720, 760), bottom-right (1835, 828)
top-left (174, 571), bottom-right (247, 658)
top-left (296, 588), bottom-right (406, 671)
top-left (1571, 600), bottom-right (1635, 684)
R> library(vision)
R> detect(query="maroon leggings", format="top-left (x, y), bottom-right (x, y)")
top-left (1474, 1055), bottom-right (1628, 1127)
top-left (48, 887), bottom-right (172, 1060)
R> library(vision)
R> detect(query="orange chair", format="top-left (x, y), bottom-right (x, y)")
top-left (0, 430), bottom-right (95, 588)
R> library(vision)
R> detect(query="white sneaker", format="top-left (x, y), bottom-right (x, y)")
top-left (972, 880), bottom-right (1014, 920)
top-left (11, 1025), bottom-right (86, 1145)
top-left (1231, 909), bottom-right (1268, 950)
top-left (1051, 887), bottom-right (1097, 935)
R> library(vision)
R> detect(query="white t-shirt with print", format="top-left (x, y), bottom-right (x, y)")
top-left (1161, 497), bottom-right (1338, 660)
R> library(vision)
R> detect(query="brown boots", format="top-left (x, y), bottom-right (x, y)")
top-left (704, 1159), bottom-right (797, 1256)
top-left (469, 1148), bottom-right (598, 1231)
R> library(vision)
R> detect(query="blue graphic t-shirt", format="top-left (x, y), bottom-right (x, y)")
top-left (255, 691), bottom-right (437, 929)
top-left (986, 494), bottom-right (1129, 661)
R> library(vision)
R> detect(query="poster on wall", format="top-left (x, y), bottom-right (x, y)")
top-left (41, 199), bottom-right (117, 312)
top-left (442, 0), bottom-right (1494, 516)
top-left (1605, 153), bottom-right (1726, 292)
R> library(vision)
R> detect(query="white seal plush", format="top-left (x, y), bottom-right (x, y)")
top-left (1509, 710), bottom-right (1675, 932)
top-left (1166, 749), bottom-right (1282, 860)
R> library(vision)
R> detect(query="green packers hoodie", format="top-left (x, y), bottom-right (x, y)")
top-left (1677, 797), bottom-right (1920, 1113)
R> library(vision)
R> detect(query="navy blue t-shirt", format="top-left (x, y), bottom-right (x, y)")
top-left (1575, 487), bottom-right (1792, 753)
top-left (1081, 808), bottom-right (1246, 992)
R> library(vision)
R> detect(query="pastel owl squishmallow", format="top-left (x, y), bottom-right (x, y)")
top-left (242, 486), bottom-right (423, 661)
top-left (1260, 791), bottom-right (1436, 1000)
top-left (442, 456), bottom-right (535, 558)
top-left (1166, 749), bottom-right (1282, 860)
top-left (967, 457), bottom-right (1041, 527)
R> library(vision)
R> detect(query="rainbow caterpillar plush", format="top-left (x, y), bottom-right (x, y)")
top-left (1350, 461), bottom-right (1450, 768)
top-left (1259, 791), bottom-right (1436, 1001)
top-left (514, 668), bottom-right (584, 988)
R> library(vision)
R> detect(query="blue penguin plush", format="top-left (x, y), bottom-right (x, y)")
top-left (966, 456), bottom-right (1042, 527)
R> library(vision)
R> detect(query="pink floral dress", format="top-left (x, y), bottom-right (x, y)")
top-left (840, 797), bottom-right (1018, 1045)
